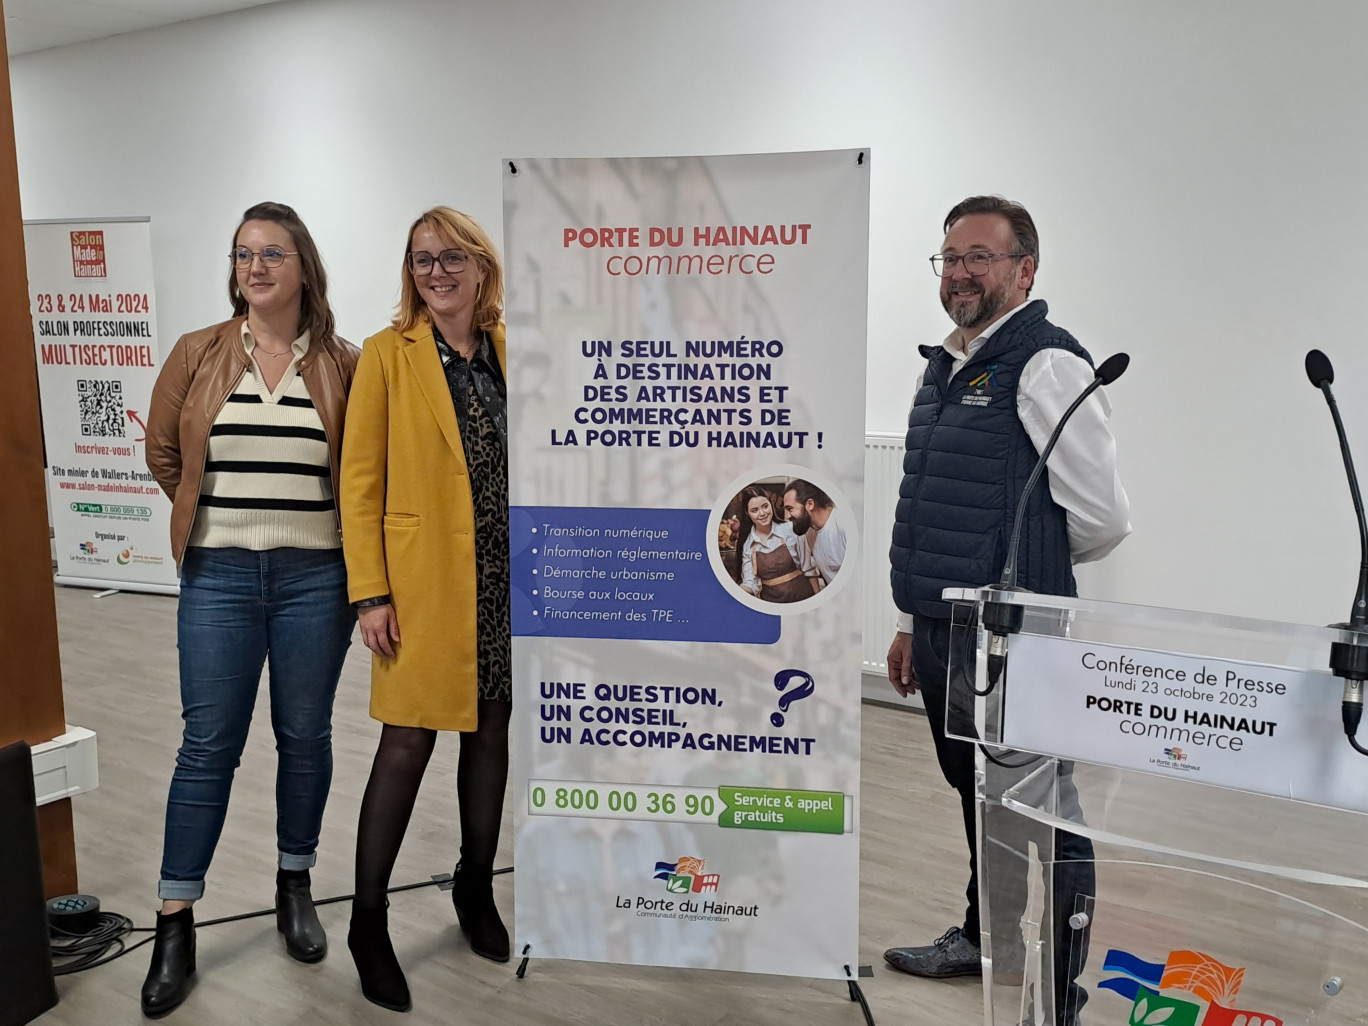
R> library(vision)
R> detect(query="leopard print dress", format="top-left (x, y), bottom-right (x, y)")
top-left (434, 326), bottom-right (512, 706)
top-left (464, 380), bottom-right (512, 704)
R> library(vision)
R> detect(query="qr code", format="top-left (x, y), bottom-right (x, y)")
top-left (77, 379), bottom-right (126, 438)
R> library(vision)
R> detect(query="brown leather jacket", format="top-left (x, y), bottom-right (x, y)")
top-left (145, 316), bottom-right (361, 564)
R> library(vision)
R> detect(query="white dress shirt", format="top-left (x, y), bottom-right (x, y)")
top-left (895, 300), bottom-right (1131, 632)
top-left (795, 507), bottom-right (847, 586)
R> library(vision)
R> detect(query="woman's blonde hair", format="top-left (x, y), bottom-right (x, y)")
top-left (393, 206), bottom-right (504, 335)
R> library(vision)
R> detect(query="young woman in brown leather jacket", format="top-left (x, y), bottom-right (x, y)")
top-left (139, 202), bottom-right (359, 1019)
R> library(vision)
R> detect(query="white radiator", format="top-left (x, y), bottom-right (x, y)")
top-left (862, 432), bottom-right (905, 676)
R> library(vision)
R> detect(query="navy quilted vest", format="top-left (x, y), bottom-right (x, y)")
top-left (889, 300), bottom-right (1092, 618)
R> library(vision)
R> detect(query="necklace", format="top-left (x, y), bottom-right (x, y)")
top-left (255, 348), bottom-right (293, 359)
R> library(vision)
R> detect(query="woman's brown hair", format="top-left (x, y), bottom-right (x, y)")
top-left (227, 201), bottom-right (335, 343)
top-left (734, 484), bottom-right (783, 560)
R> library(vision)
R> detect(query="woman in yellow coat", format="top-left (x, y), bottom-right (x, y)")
top-left (340, 207), bottom-right (511, 1012)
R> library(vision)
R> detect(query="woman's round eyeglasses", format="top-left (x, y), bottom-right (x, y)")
top-left (407, 249), bottom-right (469, 275)
top-left (231, 246), bottom-right (297, 269)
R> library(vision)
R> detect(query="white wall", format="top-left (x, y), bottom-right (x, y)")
top-left (11, 0), bottom-right (1368, 626)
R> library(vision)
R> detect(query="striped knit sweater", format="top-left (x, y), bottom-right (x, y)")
top-left (188, 348), bottom-right (339, 551)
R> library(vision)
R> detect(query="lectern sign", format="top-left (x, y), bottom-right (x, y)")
top-left (1001, 633), bottom-right (1368, 813)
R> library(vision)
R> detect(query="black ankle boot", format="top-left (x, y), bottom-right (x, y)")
top-left (348, 903), bottom-right (411, 1012)
top-left (276, 868), bottom-right (327, 963)
top-left (451, 862), bottom-right (509, 962)
top-left (140, 907), bottom-right (195, 1018)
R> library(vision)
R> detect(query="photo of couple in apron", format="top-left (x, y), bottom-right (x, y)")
top-left (718, 477), bottom-right (847, 605)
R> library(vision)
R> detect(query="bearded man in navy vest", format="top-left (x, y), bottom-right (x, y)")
top-left (884, 196), bottom-right (1131, 1026)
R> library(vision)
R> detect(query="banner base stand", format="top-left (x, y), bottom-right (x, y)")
top-left (515, 948), bottom-right (874, 1021)
top-left (844, 964), bottom-right (876, 1026)
top-left (55, 575), bottom-right (179, 597)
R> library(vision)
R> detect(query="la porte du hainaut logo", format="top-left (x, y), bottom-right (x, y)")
top-left (1100, 947), bottom-right (1282, 1025)
top-left (653, 855), bottom-right (720, 895)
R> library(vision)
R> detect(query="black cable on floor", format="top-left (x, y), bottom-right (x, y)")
top-left (52, 912), bottom-right (139, 975)
top-left (50, 866), bottom-right (513, 976)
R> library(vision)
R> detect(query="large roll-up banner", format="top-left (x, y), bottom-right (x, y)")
top-left (505, 150), bottom-right (869, 979)
top-left (25, 218), bottom-right (176, 593)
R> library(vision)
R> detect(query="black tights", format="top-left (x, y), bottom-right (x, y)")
top-left (353, 698), bottom-right (511, 909)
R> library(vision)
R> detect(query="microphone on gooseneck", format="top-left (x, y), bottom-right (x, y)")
top-left (1303, 349), bottom-right (1368, 756)
top-left (979, 352), bottom-right (1131, 694)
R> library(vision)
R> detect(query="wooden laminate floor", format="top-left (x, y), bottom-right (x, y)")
top-left (38, 587), bottom-right (1368, 1025)
top-left (37, 587), bottom-right (982, 1026)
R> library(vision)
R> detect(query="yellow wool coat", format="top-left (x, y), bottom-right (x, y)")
top-left (340, 319), bottom-right (507, 731)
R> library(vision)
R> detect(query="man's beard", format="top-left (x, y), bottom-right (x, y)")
top-left (941, 274), bottom-right (1013, 330)
top-left (788, 508), bottom-right (812, 535)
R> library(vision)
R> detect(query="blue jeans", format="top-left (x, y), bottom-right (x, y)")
top-left (159, 547), bottom-right (355, 901)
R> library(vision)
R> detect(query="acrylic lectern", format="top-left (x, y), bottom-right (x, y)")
top-left (942, 587), bottom-right (1368, 1026)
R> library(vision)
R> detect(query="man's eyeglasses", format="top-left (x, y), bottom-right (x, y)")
top-left (407, 249), bottom-right (469, 275)
top-left (929, 251), bottom-right (1023, 277)
top-left (232, 246), bottom-right (297, 268)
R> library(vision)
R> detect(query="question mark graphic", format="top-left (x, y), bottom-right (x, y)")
top-left (771, 668), bottom-right (815, 727)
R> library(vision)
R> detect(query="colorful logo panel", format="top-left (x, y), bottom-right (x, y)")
top-left (652, 855), bottom-right (721, 894)
top-left (1100, 948), bottom-right (1283, 1026)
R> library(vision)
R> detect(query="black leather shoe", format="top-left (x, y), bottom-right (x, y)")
top-left (276, 869), bottom-right (327, 963)
top-left (140, 907), bottom-right (196, 1018)
top-left (451, 861), bottom-right (509, 962)
top-left (884, 926), bottom-right (982, 978)
top-left (348, 903), bottom-right (411, 1012)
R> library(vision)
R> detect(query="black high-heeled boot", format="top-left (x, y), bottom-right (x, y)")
top-left (348, 903), bottom-right (411, 1012)
top-left (276, 868), bottom-right (327, 963)
top-left (140, 907), bottom-right (196, 1018)
top-left (450, 862), bottom-right (509, 962)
